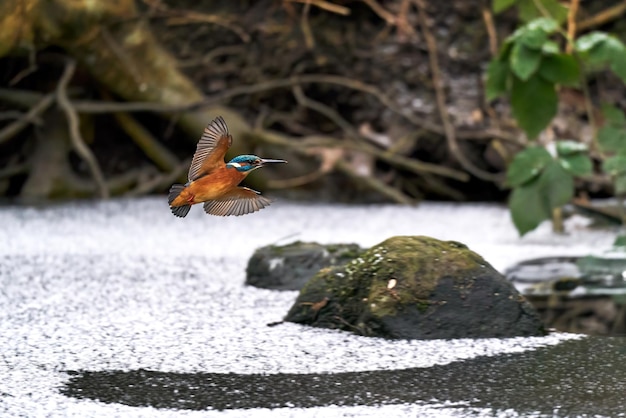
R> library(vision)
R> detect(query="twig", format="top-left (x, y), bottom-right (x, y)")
top-left (292, 84), bottom-right (470, 181)
top-left (286, 0), bottom-right (350, 15)
top-left (336, 159), bottom-right (415, 204)
top-left (414, 174), bottom-right (466, 201)
top-left (56, 59), bottom-right (109, 199)
top-left (482, 7), bottom-right (498, 57)
top-left (267, 169), bottom-right (325, 188)
top-left (0, 111), bottom-right (26, 120)
top-left (578, 2), bottom-right (626, 32)
top-left (0, 88), bottom-right (45, 108)
top-left (292, 84), bottom-right (359, 137)
top-left (569, 0), bottom-right (596, 145)
top-left (113, 111), bottom-right (180, 171)
top-left (177, 45), bottom-right (244, 68)
top-left (250, 126), bottom-right (470, 194)
top-left (62, 168), bottom-right (145, 197)
top-left (566, 0), bottom-right (580, 54)
top-left (0, 93), bottom-right (54, 145)
top-left (415, 0), bottom-right (502, 182)
top-left (396, 0), bottom-right (417, 40)
top-left (300, 0), bottom-right (315, 49)
top-left (9, 47), bottom-right (38, 85)
top-left (2, 77), bottom-right (521, 144)
top-left (165, 10), bottom-right (250, 43)
top-left (268, 147), bottom-right (344, 188)
top-left (125, 158), bottom-right (191, 196)
top-left (361, 0), bottom-right (396, 25)
top-left (0, 162), bottom-right (29, 180)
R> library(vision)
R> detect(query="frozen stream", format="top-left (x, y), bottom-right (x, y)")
top-left (1, 198), bottom-right (624, 417)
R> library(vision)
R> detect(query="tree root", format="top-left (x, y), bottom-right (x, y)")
top-left (0, 92), bottom-right (53, 145)
top-left (4, 0), bottom-right (583, 203)
top-left (56, 59), bottom-right (109, 199)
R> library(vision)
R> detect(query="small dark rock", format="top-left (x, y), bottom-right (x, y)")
top-left (246, 241), bottom-right (365, 291)
top-left (505, 256), bottom-right (626, 336)
top-left (284, 236), bottom-right (544, 340)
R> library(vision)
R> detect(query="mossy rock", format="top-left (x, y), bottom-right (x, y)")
top-left (285, 236), bottom-right (545, 339)
top-left (246, 241), bottom-right (365, 291)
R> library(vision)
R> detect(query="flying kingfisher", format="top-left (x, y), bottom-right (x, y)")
top-left (168, 116), bottom-right (287, 218)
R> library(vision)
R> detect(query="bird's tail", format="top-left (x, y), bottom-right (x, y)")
top-left (168, 184), bottom-right (191, 218)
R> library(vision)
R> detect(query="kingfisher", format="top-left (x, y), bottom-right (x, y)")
top-left (168, 116), bottom-right (287, 218)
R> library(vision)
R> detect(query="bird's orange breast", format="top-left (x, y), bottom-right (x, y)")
top-left (185, 166), bottom-right (247, 203)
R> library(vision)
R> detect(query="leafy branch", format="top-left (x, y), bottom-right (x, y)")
top-left (487, 0), bottom-right (626, 236)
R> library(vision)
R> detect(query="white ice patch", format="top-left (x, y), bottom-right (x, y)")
top-left (0, 198), bottom-right (613, 417)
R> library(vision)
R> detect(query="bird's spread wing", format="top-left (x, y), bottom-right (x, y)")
top-left (188, 116), bottom-right (232, 181)
top-left (203, 187), bottom-right (272, 216)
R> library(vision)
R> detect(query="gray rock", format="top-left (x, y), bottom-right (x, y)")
top-left (245, 241), bottom-right (365, 290)
top-left (505, 255), bottom-right (626, 335)
top-left (285, 236), bottom-right (544, 339)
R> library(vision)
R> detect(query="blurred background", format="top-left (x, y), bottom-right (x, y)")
top-left (1, 0), bottom-right (625, 208)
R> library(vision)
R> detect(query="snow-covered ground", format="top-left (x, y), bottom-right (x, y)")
top-left (0, 198), bottom-right (620, 417)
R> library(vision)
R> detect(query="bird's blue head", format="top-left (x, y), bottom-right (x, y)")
top-left (226, 155), bottom-right (287, 172)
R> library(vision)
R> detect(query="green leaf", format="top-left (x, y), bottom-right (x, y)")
top-left (558, 153), bottom-right (592, 177)
top-left (510, 17), bottom-right (557, 45)
top-left (517, 28), bottom-right (548, 49)
top-left (610, 51), bottom-right (626, 84)
top-left (539, 160), bottom-right (575, 209)
top-left (526, 16), bottom-right (560, 33)
top-left (509, 160), bottom-right (573, 235)
top-left (587, 36), bottom-right (625, 66)
top-left (575, 32), bottom-right (609, 52)
top-left (498, 38), bottom-right (515, 62)
top-left (518, 1), bottom-right (567, 24)
top-left (539, 54), bottom-right (580, 86)
top-left (511, 75), bottom-right (557, 139)
top-left (598, 126), bottom-right (626, 153)
top-left (556, 140), bottom-right (588, 156)
top-left (493, 0), bottom-right (518, 13)
top-left (507, 146), bottom-right (552, 186)
top-left (510, 43), bottom-right (543, 80)
top-left (541, 40), bottom-right (560, 54)
top-left (486, 60), bottom-right (510, 100)
top-left (510, 180), bottom-right (551, 235)
top-left (556, 141), bottom-right (591, 176)
top-left (602, 155), bottom-right (626, 176)
top-left (601, 104), bottom-right (626, 126)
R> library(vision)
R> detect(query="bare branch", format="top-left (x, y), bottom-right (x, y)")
top-left (56, 59), bottom-right (109, 199)
top-left (578, 2), bottom-right (626, 31)
top-left (415, 0), bottom-right (502, 183)
top-left (0, 93), bottom-right (54, 145)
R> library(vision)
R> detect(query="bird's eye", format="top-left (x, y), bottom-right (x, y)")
top-left (255, 159), bottom-right (261, 165)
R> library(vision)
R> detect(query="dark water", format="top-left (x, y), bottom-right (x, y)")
top-left (62, 336), bottom-right (626, 416)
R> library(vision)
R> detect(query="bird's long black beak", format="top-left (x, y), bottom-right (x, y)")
top-left (260, 158), bottom-right (288, 165)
